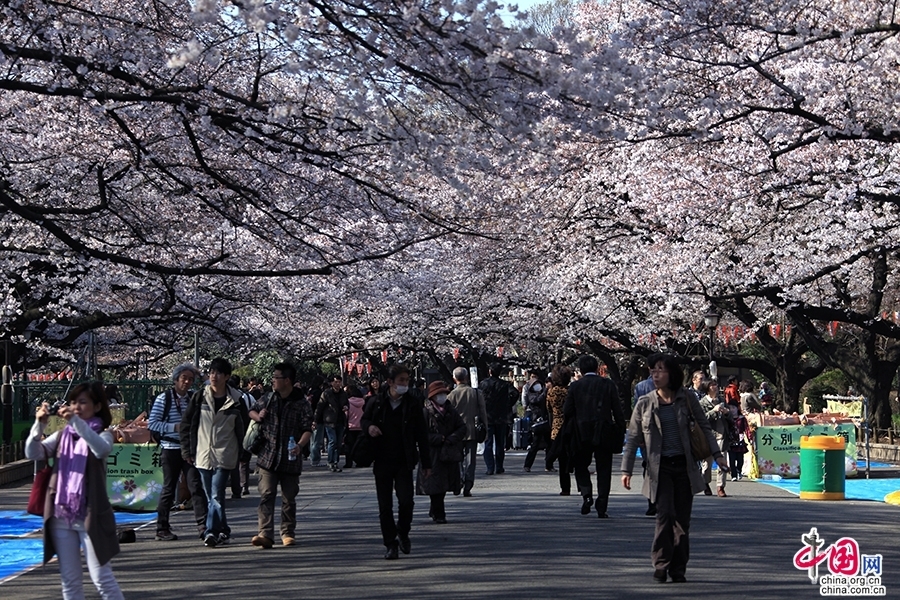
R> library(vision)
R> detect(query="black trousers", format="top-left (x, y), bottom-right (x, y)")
top-left (156, 448), bottom-right (207, 533)
top-left (429, 493), bottom-right (446, 520)
top-left (373, 463), bottom-right (415, 547)
top-left (344, 430), bottom-right (362, 466)
top-left (652, 455), bottom-right (693, 576)
top-left (547, 435), bottom-right (571, 493)
top-left (524, 430), bottom-right (551, 469)
top-left (573, 446), bottom-right (613, 514)
top-left (484, 423), bottom-right (509, 474)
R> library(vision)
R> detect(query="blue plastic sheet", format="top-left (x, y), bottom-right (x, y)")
top-left (0, 510), bottom-right (152, 581)
top-left (759, 477), bottom-right (900, 503)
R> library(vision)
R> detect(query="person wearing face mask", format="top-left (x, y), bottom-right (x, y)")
top-left (360, 364), bottom-right (432, 559)
top-left (416, 381), bottom-right (467, 524)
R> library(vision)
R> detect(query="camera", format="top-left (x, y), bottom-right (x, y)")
top-left (46, 398), bottom-right (67, 416)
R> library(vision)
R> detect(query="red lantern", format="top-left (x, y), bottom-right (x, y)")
top-left (381, 350), bottom-right (388, 363)
top-left (366, 363), bottom-right (372, 375)
top-left (775, 324), bottom-right (782, 338)
top-left (346, 361), bottom-right (354, 374)
top-left (452, 348), bottom-right (460, 361)
top-left (351, 352), bottom-right (358, 363)
top-left (356, 364), bottom-right (364, 376)
top-left (496, 346), bottom-right (504, 357)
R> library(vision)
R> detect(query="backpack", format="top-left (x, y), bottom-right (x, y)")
top-left (150, 390), bottom-right (174, 444)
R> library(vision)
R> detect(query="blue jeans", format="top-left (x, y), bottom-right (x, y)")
top-left (309, 426), bottom-right (325, 465)
top-left (198, 467), bottom-right (230, 537)
top-left (325, 424), bottom-right (345, 465)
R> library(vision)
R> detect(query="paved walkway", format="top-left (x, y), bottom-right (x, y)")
top-left (0, 451), bottom-right (897, 599)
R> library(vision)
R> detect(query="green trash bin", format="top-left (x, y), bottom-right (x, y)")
top-left (799, 435), bottom-right (845, 500)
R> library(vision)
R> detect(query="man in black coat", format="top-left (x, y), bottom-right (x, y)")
top-left (563, 355), bottom-right (626, 518)
top-left (478, 363), bottom-right (519, 475)
top-left (360, 364), bottom-right (431, 560)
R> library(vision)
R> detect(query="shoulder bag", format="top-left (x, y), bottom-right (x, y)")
top-left (687, 395), bottom-right (713, 461)
top-left (243, 394), bottom-right (272, 454)
top-left (27, 446), bottom-right (53, 516)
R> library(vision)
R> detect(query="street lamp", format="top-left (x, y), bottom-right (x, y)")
top-left (703, 307), bottom-right (720, 379)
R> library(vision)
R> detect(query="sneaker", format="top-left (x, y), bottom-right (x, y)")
top-left (203, 533), bottom-right (218, 548)
top-left (155, 529), bottom-right (178, 541)
top-left (730, 476), bottom-right (738, 482)
top-left (333, 465), bottom-right (342, 473)
top-left (282, 536), bottom-right (296, 547)
top-left (242, 486), bottom-right (250, 496)
top-left (251, 535), bottom-right (274, 549)
top-left (217, 533), bottom-right (231, 546)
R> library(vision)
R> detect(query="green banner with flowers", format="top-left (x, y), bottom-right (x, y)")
top-left (106, 443), bottom-right (164, 512)
top-left (756, 424), bottom-right (857, 479)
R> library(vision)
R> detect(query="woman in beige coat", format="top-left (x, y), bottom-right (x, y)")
top-left (621, 354), bottom-right (726, 584)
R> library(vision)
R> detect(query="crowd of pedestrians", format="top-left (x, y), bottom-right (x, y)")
top-left (26, 352), bottom-right (766, 597)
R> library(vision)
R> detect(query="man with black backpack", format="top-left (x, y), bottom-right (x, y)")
top-left (148, 364), bottom-right (207, 542)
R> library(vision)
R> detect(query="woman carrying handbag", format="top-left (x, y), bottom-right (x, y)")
top-left (25, 382), bottom-right (124, 600)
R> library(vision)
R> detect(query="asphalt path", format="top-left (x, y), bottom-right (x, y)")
top-left (0, 450), bottom-right (897, 599)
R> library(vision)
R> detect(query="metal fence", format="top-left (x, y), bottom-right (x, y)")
top-left (3, 380), bottom-right (168, 428)
top-left (0, 379), bottom-right (170, 465)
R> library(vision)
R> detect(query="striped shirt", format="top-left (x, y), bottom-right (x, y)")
top-left (659, 403), bottom-right (683, 457)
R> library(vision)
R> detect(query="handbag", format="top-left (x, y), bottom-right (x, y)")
top-left (687, 398), bottom-right (712, 461)
top-left (27, 465), bottom-right (52, 516)
top-left (438, 441), bottom-right (464, 463)
top-left (243, 395), bottom-right (272, 454)
top-left (729, 440), bottom-right (748, 454)
top-left (531, 418), bottom-right (550, 437)
top-left (473, 416), bottom-right (487, 443)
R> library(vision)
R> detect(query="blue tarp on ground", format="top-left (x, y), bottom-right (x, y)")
top-left (758, 476), bottom-right (900, 503)
top-left (0, 510), bottom-right (153, 582)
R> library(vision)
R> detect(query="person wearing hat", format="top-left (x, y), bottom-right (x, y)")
top-left (417, 380), bottom-right (467, 524)
top-left (148, 363), bottom-right (207, 541)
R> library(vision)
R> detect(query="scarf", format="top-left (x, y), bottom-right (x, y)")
top-left (430, 399), bottom-right (446, 415)
top-left (55, 417), bottom-right (104, 526)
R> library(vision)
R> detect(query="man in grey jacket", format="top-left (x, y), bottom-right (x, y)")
top-left (448, 367), bottom-right (488, 497)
